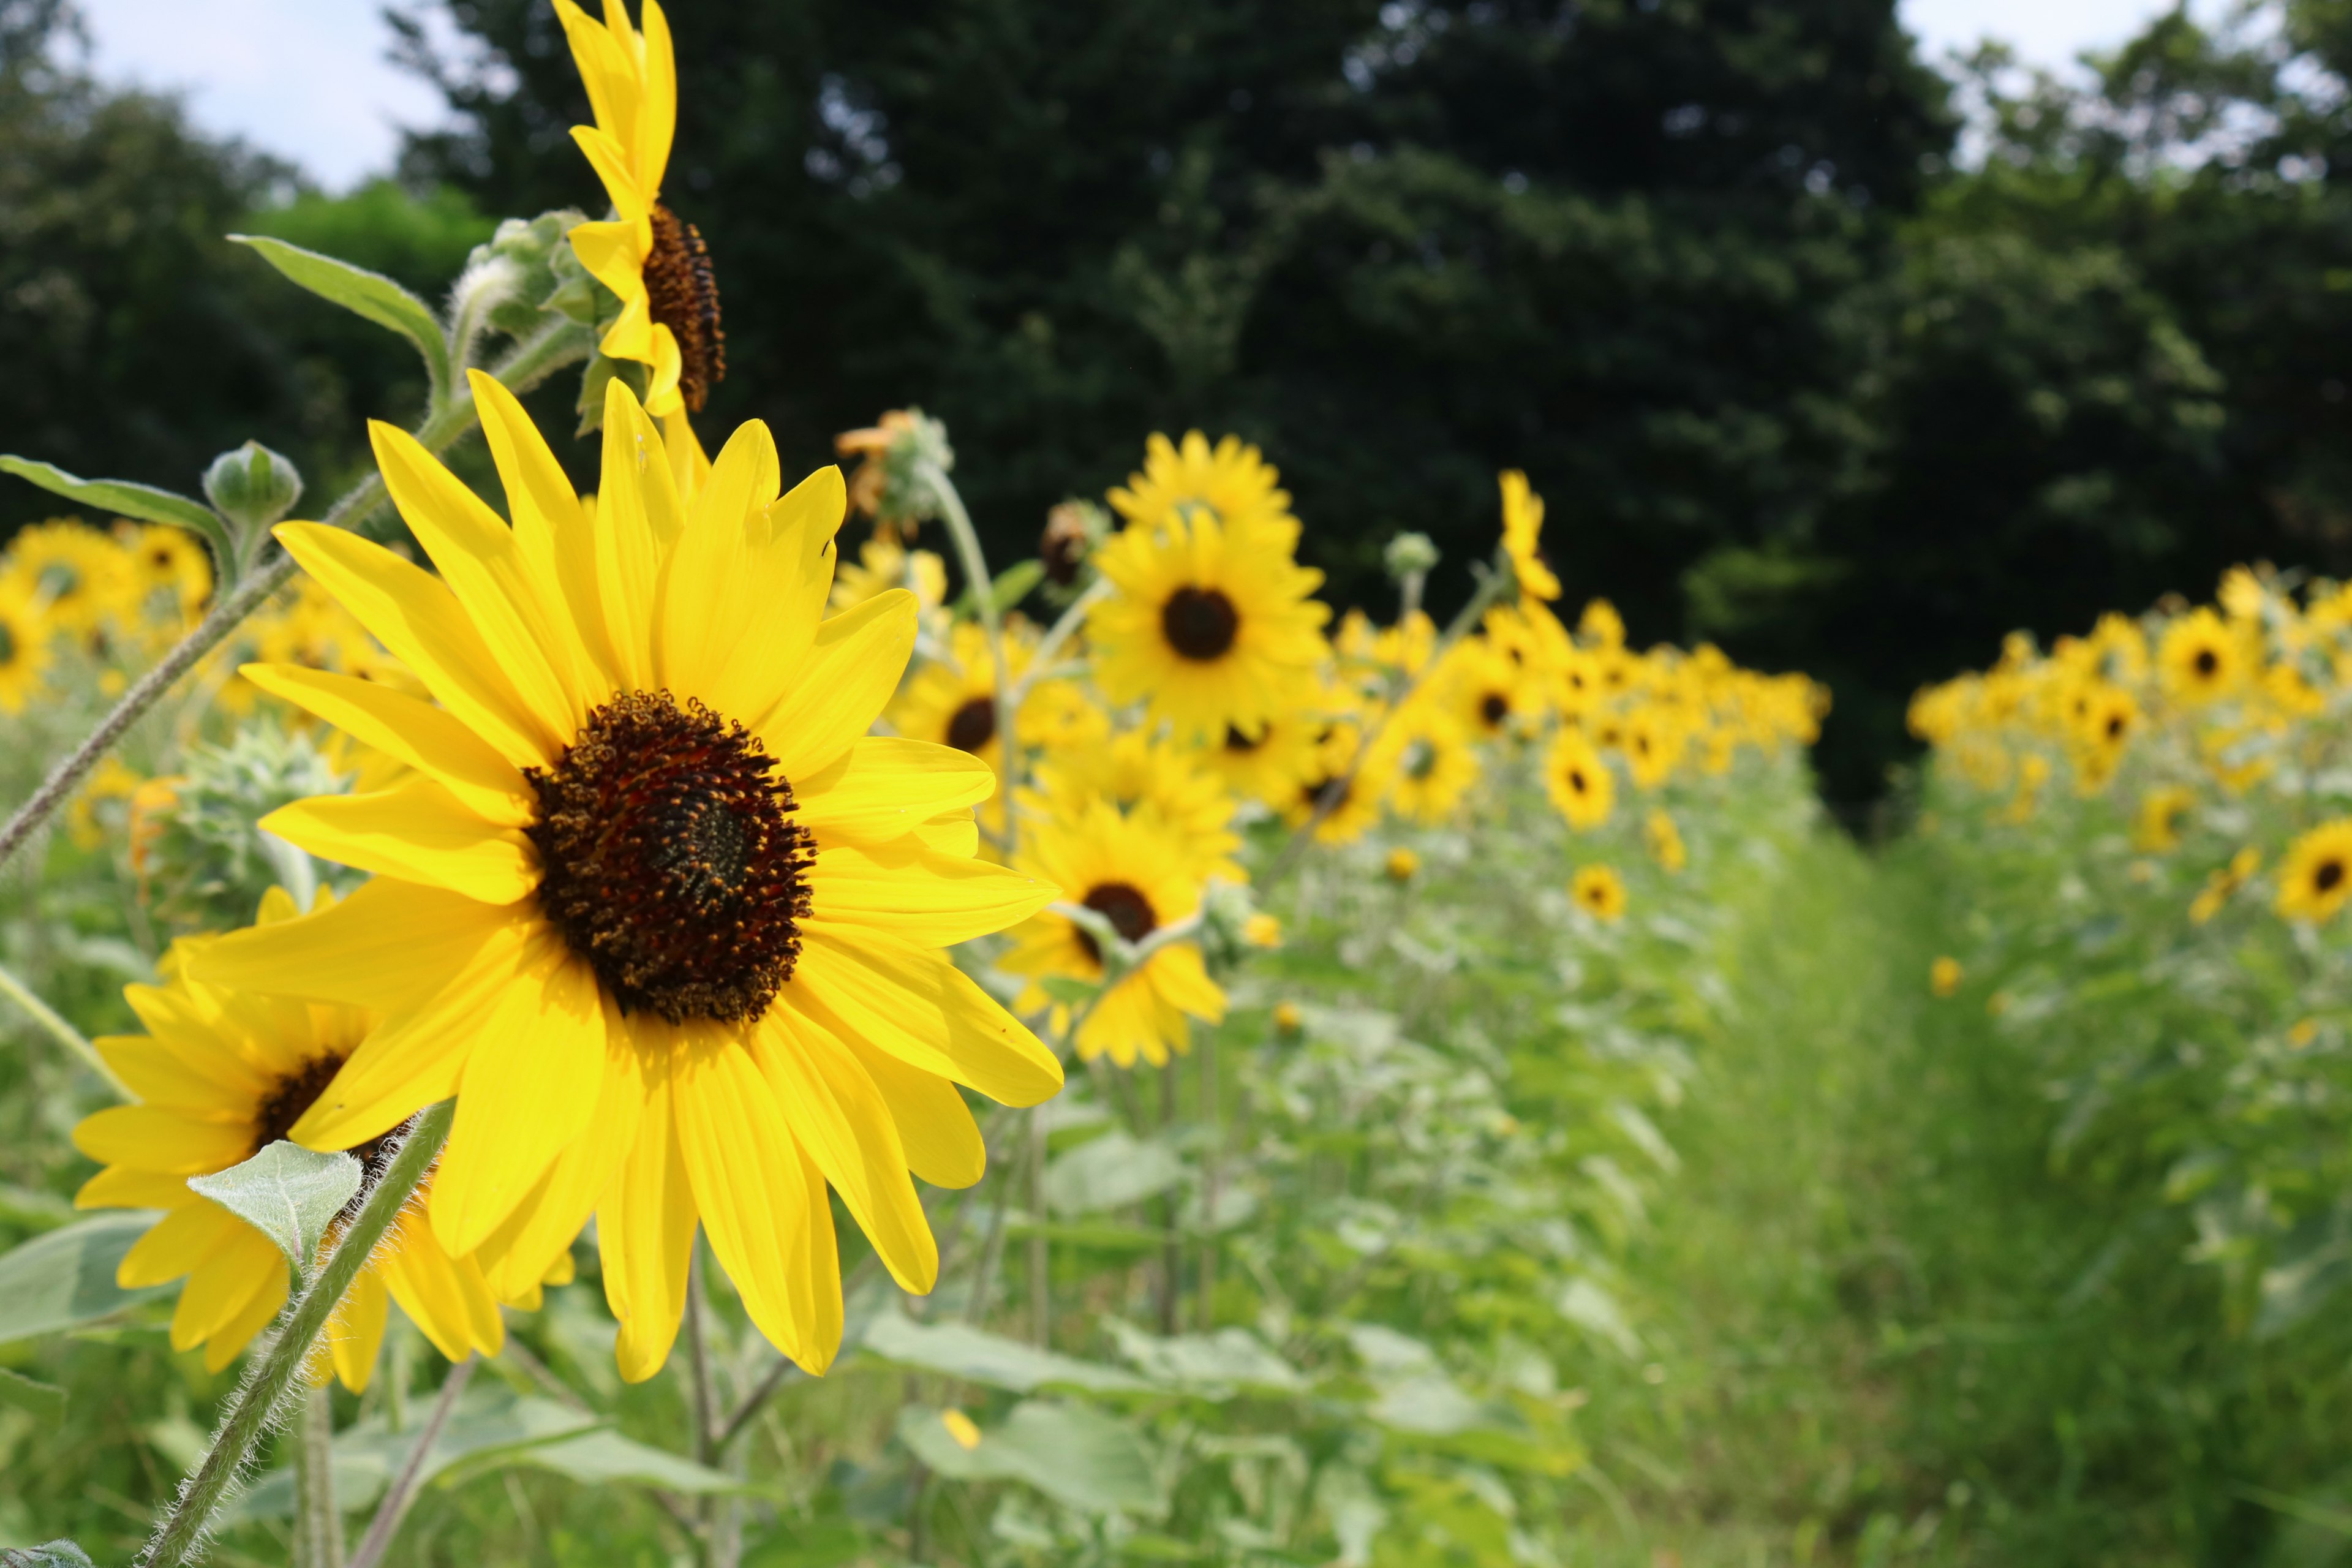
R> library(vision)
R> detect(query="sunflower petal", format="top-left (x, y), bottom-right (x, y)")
top-left (756, 1011), bottom-right (937, 1294)
top-left (328, 1268), bottom-right (390, 1392)
top-left (795, 737), bottom-right (997, 846)
top-left (699, 466), bottom-right (844, 722)
top-left (788, 930), bottom-right (1063, 1107)
top-left (241, 663), bottom-right (533, 827)
top-left (804, 839), bottom-right (1058, 949)
top-left (840, 1041), bottom-right (985, 1189)
top-left (192, 876), bottom-right (524, 1012)
top-left (117, 1200), bottom-right (235, 1286)
top-left (599, 1046), bottom-right (697, 1384)
top-left (74, 1105), bottom-right (252, 1175)
top-left (261, 777), bottom-right (538, 905)
top-left (380, 1218), bottom-right (505, 1363)
top-left (655, 420), bottom-right (777, 695)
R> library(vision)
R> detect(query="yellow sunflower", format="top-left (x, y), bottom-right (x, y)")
top-left (1374, 700), bottom-right (1479, 825)
top-left (1570, 865), bottom-right (1626, 923)
top-left (2157, 607), bottom-right (2245, 706)
top-left (889, 619), bottom-right (1092, 778)
top-left (1280, 721), bottom-right (1392, 845)
top-left (1107, 431), bottom-right (1298, 550)
top-left (2278, 820), bottom-right (2352, 925)
top-left (1621, 706), bottom-right (1686, 790)
top-left (556, 0), bottom-right (723, 415)
top-left (7, 519), bottom-right (132, 633)
top-left (2133, 785), bottom-right (2196, 853)
top-left (1544, 726), bottom-right (1615, 831)
top-left (1441, 638), bottom-right (1538, 741)
top-left (1199, 709), bottom-right (1327, 808)
top-left (1002, 802), bottom-right (1226, 1068)
top-left (1498, 470), bottom-right (1560, 602)
top-left (72, 889), bottom-right (509, 1388)
top-left (192, 373), bottom-right (1063, 1383)
top-left (115, 521), bottom-right (213, 623)
top-left (0, 578), bottom-right (54, 714)
top-left (1027, 726), bottom-right (1241, 881)
top-left (831, 531), bottom-right (948, 615)
top-left (1088, 510), bottom-right (1330, 742)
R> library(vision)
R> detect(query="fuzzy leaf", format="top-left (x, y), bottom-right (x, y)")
top-left (0, 457), bottom-right (234, 571)
top-left (0, 1212), bottom-right (173, 1344)
top-left (186, 1141), bottom-right (361, 1273)
top-left (0, 1542), bottom-right (96, 1567)
top-left (230, 235), bottom-right (451, 402)
top-left (861, 1306), bottom-right (1148, 1394)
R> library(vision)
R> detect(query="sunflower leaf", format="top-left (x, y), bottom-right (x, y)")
top-left (0, 1365), bottom-right (64, 1419)
top-left (0, 456), bottom-right (236, 575)
top-left (0, 1212), bottom-right (174, 1346)
top-left (229, 235), bottom-right (452, 406)
top-left (0, 1541), bottom-right (97, 1567)
top-left (187, 1141), bottom-right (362, 1276)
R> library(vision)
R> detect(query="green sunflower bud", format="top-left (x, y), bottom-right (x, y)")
top-left (201, 443), bottom-right (303, 569)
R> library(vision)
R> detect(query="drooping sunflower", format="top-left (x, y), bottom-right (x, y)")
top-left (556, 0), bottom-right (723, 415)
top-left (2277, 819), bottom-right (2352, 925)
top-left (1498, 470), bottom-right (1560, 603)
top-left (0, 579), bottom-right (54, 714)
top-left (73, 889), bottom-right (510, 1387)
top-left (7, 519), bottom-right (132, 633)
top-left (1570, 865), bottom-right (1626, 923)
top-left (1107, 431), bottom-right (1298, 551)
top-left (2157, 608), bottom-right (2245, 706)
top-left (1088, 510), bottom-right (1330, 742)
top-left (1027, 726), bottom-right (1242, 881)
top-left (1544, 726), bottom-right (1615, 831)
top-left (1002, 802), bottom-right (1226, 1068)
top-left (194, 374), bottom-right (1063, 1382)
top-left (1374, 700), bottom-right (1479, 826)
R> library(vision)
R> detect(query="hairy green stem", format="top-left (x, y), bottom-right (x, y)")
top-left (0, 957), bottom-right (128, 1098)
top-left (922, 462), bottom-right (1021, 859)
top-left (293, 1381), bottom-right (343, 1568)
top-left (0, 321), bottom-right (587, 878)
top-left (138, 1100), bottom-right (455, 1568)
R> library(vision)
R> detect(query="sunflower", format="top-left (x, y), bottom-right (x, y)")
top-left (7, 519), bottom-right (132, 633)
top-left (1374, 700), bottom-right (1479, 825)
top-left (1107, 431), bottom-right (1298, 550)
top-left (72, 889), bottom-right (510, 1387)
top-left (1578, 598), bottom-right (1626, 650)
top-left (2133, 785), bottom-right (2196, 853)
top-left (192, 374), bottom-right (1064, 1382)
top-left (1384, 846), bottom-right (1420, 881)
top-left (556, 0), bottom-right (723, 415)
top-left (889, 619), bottom-right (1094, 783)
top-left (1027, 727), bottom-right (1241, 881)
top-left (1645, 809), bottom-right (1686, 874)
top-left (2158, 608), bottom-right (2245, 706)
top-left (1199, 709), bottom-right (1327, 808)
top-left (1002, 802), bottom-right (1226, 1068)
top-left (2278, 820), bottom-right (2352, 924)
top-left (1442, 638), bottom-right (1537, 742)
top-left (1621, 706), bottom-right (1686, 790)
top-left (0, 579), bottom-right (54, 714)
top-left (831, 532), bottom-right (947, 616)
top-left (1088, 509), bottom-right (1330, 742)
top-left (1498, 470), bottom-right (1560, 602)
top-left (1544, 726), bottom-right (1615, 831)
top-left (1281, 721), bottom-right (1392, 845)
top-left (114, 521), bottom-right (212, 624)
top-left (1570, 865), bottom-right (1626, 923)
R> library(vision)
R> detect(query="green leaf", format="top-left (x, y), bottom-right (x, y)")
top-left (0, 1542), bottom-right (96, 1567)
top-left (860, 1306), bottom-right (1148, 1394)
top-left (1036, 974), bottom-right (1098, 1007)
top-left (186, 1141), bottom-right (361, 1273)
top-left (1044, 1130), bottom-right (1186, 1216)
top-left (0, 1212), bottom-right (174, 1345)
top-left (230, 235), bottom-right (451, 402)
top-left (0, 456), bottom-right (235, 572)
top-left (518, 1430), bottom-right (751, 1494)
top-left (0, 1365), bottom-right (64, 1419)
top-left (1105, 1319), bottom-right (1305, 1396)
top-left (898, 1401), bottom-right (1159, 1514)
top-left (953, 559), bottom-right (1046, 618)
top-left (229, 1386), bottom-right (602, 1521)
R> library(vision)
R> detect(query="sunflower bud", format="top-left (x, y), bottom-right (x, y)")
top-left (202, 442), bottom-right (303, 562)
top-left (450, 209), bottom-right (591, 362)
top-left (1040, 499), bottom-right (1107, 587)
top-left (836, 409), bottom-right (954, 537)
top-left (1384, 532), bottom-right (1439, 581)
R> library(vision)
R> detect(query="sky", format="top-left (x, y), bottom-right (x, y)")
top-left (70, 0), bottom-right (2192, 193)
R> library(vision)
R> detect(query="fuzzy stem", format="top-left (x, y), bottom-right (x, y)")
top-left (137, 1100), bottom-right (456, 1568)
top-left (0, 957), bottom-right (128, 1098)
top-left (293, 1381), bottom-right (344, 1568)
top-left (922, 462), bottom-right (1020, 859)
top-left (346, 1356), bottom-right (471, 1568)
top-left (0, 320), bottom-right (588, 877)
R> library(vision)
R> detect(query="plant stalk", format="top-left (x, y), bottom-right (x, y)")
top-left (923, 461), bottom-right (1020, 859)
top-left (345, 1356), bottom-right (472, 1568)
top-left (293, 1381), bottom-right (343, 1568)
top-left (0, 958), bottom-right (129, 1098)
top-left (138, 1100), bottom-right (456, 1568)
top-left (1027, 1104), bottom-right (1049, 1347)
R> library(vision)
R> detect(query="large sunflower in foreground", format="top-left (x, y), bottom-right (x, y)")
top-left (557, 0), bottom-right (723, 415)
top-left (1002, 802), bottom-right (1226, 1068)
top-left (2277, 818), bottom-right (2352, 925)
top-left (74, 889), bottom-right (510, 1388)
top-left (195, 372), bottom-right (1064, 1381)
top-left (1088, 510), bottom-right (1330, 742)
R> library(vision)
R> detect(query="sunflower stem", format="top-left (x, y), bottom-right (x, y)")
top-left (921, 461), bottom-right (1021, 860)
top-left (0, 956), bottom-right (128, 1098)
top-left (293, 1380), bottom-right (344, 1568)
top-left (138, 1100), bottom-right (455, 1568)
top-left (1005, 578), bottom-right (1112, 710)
top-left (1198, 1022), bottom-right (1221, 1330)
top-left (347, 1356), bottom-right (471, 1568)
top-left (1261, 556), bottom-right (1517, 888)
top-left (0, 318), bottom-right (589, 878)
top-left (1027, 1104), bottom-right (1049, 1348)
top-left (685, 1246), bottom-right (718, 1464)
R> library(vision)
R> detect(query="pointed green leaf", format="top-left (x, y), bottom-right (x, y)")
top-left (0, 456), bottom-right (234, 573)
top-left (186, 1141), bottom-right (361, 1273)
top-left (1044, 1130), bottom-right (1186, 1216)
top-left (897, 1401), bottom-right (1159, 1514)
top-left (0, 1542), bottom-right (96, 1567)
top-left (519, 1430), bottom-right (752, 1494)
top-left (230, 235), bottom-right (451, 402)
top-left (0, 1212), bottom-right (173, 1344)
top-left (861, 1306), bottom-right (1148, 1394)
top-left (0, 1365), bottom-right (64, 1419)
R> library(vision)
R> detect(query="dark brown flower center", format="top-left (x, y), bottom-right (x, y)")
top-left (1569, 767), bottom-right (1589, 796)
top-left (2105, 713), bottom-right (2126, 740)
top-left (1163, 586), bottom-right (1239, 661)
top-left (946, 696), bottom-right (998, 754)
top-left (2193, 647), bottom-right (2219, 677)
top-left (1041, 504), bottom-right (1091, 586)
top-left (526, 691), bottom-right (813, 1023)
top-left (2320, 859), bottom-right (2345, 894)
top-left (1479, 692), bottom-right (1509, 727)
top-left (1074, 881), bottom-right (1157, 963)
top-left (252, 1055), bottom-right (408, 1224)
top-left (646, 204), bottom-right (726, 414)
top-left (1224, 724), bottom-right (1263, 754)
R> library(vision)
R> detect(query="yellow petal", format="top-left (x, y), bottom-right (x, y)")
top-left (599, 1045), bottom-right (696, 1383)
top-left (571, 123), bottom-right (652, 224)
top-left (568, 213), bottom-right (653, 310)
top-left (636, 0), bottom-right (677, 197)
top-left (96, 1033), bottom-right (266, 1114)
top-left (239, 663), bottom-right (533, 827)
top-left (117, 1200), bottom-right (233, 1287)
top-left (753, 592), bottom-right (917, 780)
top-left (794, 737), bottom-right (996, 846)
top-left (191, 876), bottom-right (524, 1012)
top-left (786, 932), bottom-right (1063, 1107)
top-left (469, 369), bottom-right (617, 695)
top-left (756, 1012), bottom-right (937, 1294)
top-left (77, 1166), bottom-right (198, 1210)
top-left (699, 467), bottom-right (844, 723)
top-left (845, 1041), bottom-right (984, 1189)
top-left (328, 1267), bottom-right (390, 1392)
top-left (805, 840), bottom-right (1058, 950)
top-left (594, 377), bottom-right (671, 690)
top-left (74, 1105), bottom-right (251, 1176)
top-left (654, 418), bottom-right (776, 696)
top-left (380, 1216), bottom-right (505, 1363)
top-left (429, 954), bottom-right (609, 1256)
top-left (273, 522), bottom-right (559, 767)
top-left (286, 921), bottom-right (549, 1150)
top-left (1147, 943), bottom-right (1228, 1023)
top-left (261, 777), bottom-right (538, 905)
top-left (172, 1224), bottom-right (285, 1351)
top-left (672, 1028), bottom-right (823, 1368)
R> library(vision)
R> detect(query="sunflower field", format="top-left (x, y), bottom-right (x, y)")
top-left (16, 4), bottom-right (2352, 1568)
